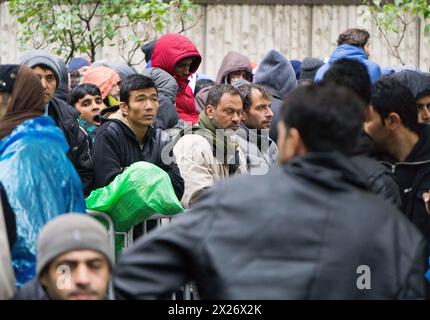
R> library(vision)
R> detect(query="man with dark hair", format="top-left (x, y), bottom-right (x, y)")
top-left (114, 84), bottom-right (425, 299)
top-left (322, 58), bottom-right (401, 207)
top-left (388, 70), bottom-right (430, 124)
top-left (69, 83), bottom-right (104, 142)
top-left (315, 28), bottom-right (381, 83)
top-left (20, 50), bottom-right (94, 196)
top-left (91, 74), bottom-right (184, 200)
top-left (365, 76), bottom-right (430, 240)
top-left (236, 84), bottom-right (278, 175)
top-left (173, 84), bottom-right (247, 208)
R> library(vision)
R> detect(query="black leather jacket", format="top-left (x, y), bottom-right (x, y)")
top-left (114, 152), bottom-right (426, 299)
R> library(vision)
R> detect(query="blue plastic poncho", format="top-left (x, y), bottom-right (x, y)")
top-left (0, 116), bottom-right (86, 287)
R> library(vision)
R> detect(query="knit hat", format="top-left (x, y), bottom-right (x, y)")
top-left (0, 65), bottom-right (19, 93)
top-left (68, 57), bottom-right (91, 72)
top-left (300, 57), bottom-right (324, 81)
top-left (20, 50), bottom-right (62, 89)
top-left (36, 213), bottom-right (114, 277)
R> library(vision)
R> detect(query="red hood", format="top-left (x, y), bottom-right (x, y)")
top-left (151, 33), bottom-right (201, 76)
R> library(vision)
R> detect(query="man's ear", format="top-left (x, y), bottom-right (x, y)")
top-left (365, 105), bottom-right (372, 122)
top-left (287, 127), bottom-right (307, 156)
top-left (385, 112), bottom-right (402, 130)
top-left (119, 102), bottom-right (128, 117)
top-left (39, 271), bottom-right (48, 287)
top-left (206, 105), bottom-right (215, 120)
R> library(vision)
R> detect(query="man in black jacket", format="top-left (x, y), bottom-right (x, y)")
top-left (20, 50), bottom-right (94, 196)
top-left (389, 70), bottom-right (430, 124)
top-left (365, 76), bottom-right (430, 241)
top-left (113, 84), bottom-right (425, 299)
top-left (92, 74), bottom-right (184, 200)
top-left (322, 58), bottom-right (402, 208)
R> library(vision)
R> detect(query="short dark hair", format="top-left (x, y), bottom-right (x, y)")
top-left (68, 83), bottom-right (101, 106)
top-left (322, 58), bottom-right (371, 105)
top-left (371, 77), bottom-right (418, 133)
top-left (337, 28), bottom-right (370, 48)
top-left (120, 74), bottom-right (157, 105)
top-left (206, 84), bottom-right (241, 109)
top-left (281, 83), bottom-right (365, 154)
top-left (237, 84), bottom-right (272, 112)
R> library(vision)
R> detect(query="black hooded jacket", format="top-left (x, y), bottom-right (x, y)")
top-left (379, 125), bottom-right (430, 240)
top-left (92, 114), bottom-right (184, 200)
top-left (48, 97), bottom-right (93, 196)
top-left (349, 131), bottom-right (402, 208)
top-left (114, 152), bottom-right (425, 299)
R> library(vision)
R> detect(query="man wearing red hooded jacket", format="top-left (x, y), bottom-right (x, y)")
top-left (151, 33), bottom-right (202, 124)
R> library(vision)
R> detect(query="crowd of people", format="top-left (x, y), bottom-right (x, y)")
top-left (1, 27), bottom-right (430, 300)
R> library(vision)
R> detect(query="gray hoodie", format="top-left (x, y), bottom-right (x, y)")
top-left (216, 51), bottom-right (253, 84)
top-left (142, 67), bottom-right (179, 130)
top-left (253, 50), bottom-right (297, 142)
top-left (20, 50), bottom-right (62, 89)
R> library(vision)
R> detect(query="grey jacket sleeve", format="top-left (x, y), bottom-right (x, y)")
top-left (113, 207), bottom-right (213, 299)
top-left (396, 237), bottom-right (427, 299)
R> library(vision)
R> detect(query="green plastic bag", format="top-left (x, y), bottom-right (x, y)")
top-left (86, 161), bottom-right (183, 232)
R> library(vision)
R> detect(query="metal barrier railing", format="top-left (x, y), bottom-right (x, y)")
top-left (87, 211), bottom-right (196, 300)
top-left (87, 210), bottom-right (116, 300)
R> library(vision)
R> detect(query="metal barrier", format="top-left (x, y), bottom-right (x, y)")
top-left (87, 211), bottom-right (196, 300)
top-left (87, 210), bottom-right (116, 300)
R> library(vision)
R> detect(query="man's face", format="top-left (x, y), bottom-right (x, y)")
top-left (416, 95), bottom-right (430, 124)
top-left (0, 92), bottom-right (11, 120)
top-left (243, 88), bottom-right (273, 130)
top-left (173, 57), bottom-right (193, 78)
top-left (32, 66), bottom-right (57, 104)
top-left (364, 105), bottom-right (390, 152)
top-left (40, 250), bottom-right (111, 300)
top-left (207, 93), bottom-right (243, 131)
top-left (75, 94), bottom-right (104, 126)
top-left (121, 87), bottom-right (159, 127)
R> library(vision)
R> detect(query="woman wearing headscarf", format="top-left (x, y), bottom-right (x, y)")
top-left (0, 65), bottom-right (85, 287)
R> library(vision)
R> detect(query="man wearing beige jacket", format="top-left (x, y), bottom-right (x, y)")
top-left (173, 84), bottom-right (247, 208)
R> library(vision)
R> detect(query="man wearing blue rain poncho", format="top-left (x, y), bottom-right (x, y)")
top-left (0, 65), bottom-right (86, 287)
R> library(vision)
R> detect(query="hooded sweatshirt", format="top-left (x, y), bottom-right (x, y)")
top-left (379, 125), bottom-right (430, 240)
top-left (253, 49), bottom-right (297, 142)
top-left (216, 51), bottom-right (253, 84)
top-left (151, 33), bottom-right (201, 124)
top-left (314, 44), bottom-right (381, 84)
top-left (142, 67), bottom-right (179, 130)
